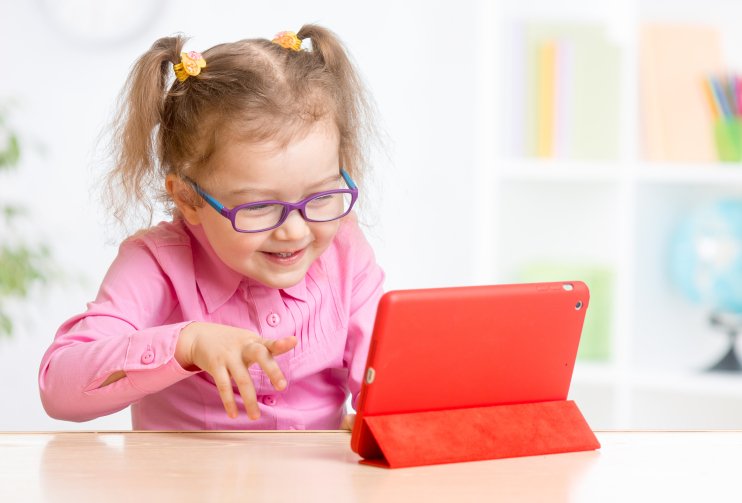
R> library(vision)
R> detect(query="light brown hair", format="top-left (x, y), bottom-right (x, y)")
top-left (99, 24), bottom-right (384, 237)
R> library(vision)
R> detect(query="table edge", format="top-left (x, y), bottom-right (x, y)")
top-left (0, 430), bottom-right (353, 434)
top-left (0, 430), bottom-right (741, 435)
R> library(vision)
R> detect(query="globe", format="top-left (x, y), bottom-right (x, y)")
top-left (669, 199), bottom-right (742, 371)
top-left (670, 200), bottom-right (742, 312)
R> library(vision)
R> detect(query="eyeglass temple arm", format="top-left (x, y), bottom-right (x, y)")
top-left (183, 177), bottom-right (227, 215)
top-left (341, 169), bottom-right (357, 189)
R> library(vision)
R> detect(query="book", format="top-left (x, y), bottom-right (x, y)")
top-left (640, 24), bottom-right (723, 162)
top-left (554, 40), bottom-right (575, 158)
top-left (536, 41), bottom-right (557, 157)
top-left (523, 22), bottom-right (621, 160)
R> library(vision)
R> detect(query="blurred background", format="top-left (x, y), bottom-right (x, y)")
top-left (1, 0), bottom-right (742, 431)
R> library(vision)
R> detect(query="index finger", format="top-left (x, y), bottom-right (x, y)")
top-left (259, 336), bottom-right (298, 356)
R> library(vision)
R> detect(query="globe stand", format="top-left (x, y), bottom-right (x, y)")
top-left (707, 312), bottom-right (742, 372)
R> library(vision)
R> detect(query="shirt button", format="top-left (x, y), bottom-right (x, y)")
top-left (266, 313), bottom-right (280, 327)
top-left (263, 395), bottom-right (277, 406)
top-left (141, 349), bottom-right (155, 364)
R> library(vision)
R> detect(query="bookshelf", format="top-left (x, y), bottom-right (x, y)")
top-left (475, 0), bottom-right (742, 429)
top-left (500, 159), bottom-right (742, 184)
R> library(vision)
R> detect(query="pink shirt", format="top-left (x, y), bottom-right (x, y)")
top-left (38, 215), bottom-right (385, 430)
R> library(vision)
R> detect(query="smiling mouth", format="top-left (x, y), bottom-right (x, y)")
top-left (260, 245), bottom-right (309, 265)
top-left (268, 251), bottom-right (299, 257)
top-left (262, 246), bottom-right (307, 264)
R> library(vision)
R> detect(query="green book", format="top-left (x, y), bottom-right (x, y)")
top-left (517, 264), bottom-right (614, 361)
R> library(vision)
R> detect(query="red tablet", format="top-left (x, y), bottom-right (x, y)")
top-left (350, 281), bottom-right (589, 457)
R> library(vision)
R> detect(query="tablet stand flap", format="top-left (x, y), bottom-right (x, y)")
top-left (358, 400), bottom-right (600, 469)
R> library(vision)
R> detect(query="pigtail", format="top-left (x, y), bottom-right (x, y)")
top-left (294, 24), bottom-right (389, 229)
top-left (99, 35), bottom-right (188, 234)
top-left (296, 25), bottom-right (356, 87)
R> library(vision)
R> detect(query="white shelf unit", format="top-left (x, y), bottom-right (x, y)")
top-left (475, 0), bottom-right (742, 429)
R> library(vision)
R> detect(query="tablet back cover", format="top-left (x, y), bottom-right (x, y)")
top-left (352, 282), bottom-right (589, 453)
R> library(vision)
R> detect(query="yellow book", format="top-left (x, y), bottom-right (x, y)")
top-left (537, 41), bottom-right (556, 158)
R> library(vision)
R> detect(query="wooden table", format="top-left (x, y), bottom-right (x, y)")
top-left (1, 431), bottom-right (740, 502)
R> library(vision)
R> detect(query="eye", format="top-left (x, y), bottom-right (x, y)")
top-left (312, 194), bottom-right (334, 202)
top-left (245, 204), bottom-right (270, 211)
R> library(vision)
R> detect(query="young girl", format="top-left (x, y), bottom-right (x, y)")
top-left (38, 25), bottom-right (385, 431)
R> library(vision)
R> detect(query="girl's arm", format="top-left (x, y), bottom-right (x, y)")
top-left (38, 240), bottom-right (199, 422)
top-left (39, 238), bottom-right (296, 423)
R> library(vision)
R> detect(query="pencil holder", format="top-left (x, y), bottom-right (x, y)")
top-left (713, 117), bottom-right (742, 162)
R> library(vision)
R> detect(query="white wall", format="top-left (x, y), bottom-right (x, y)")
top-left (0, 0), bottom-right (480, 430)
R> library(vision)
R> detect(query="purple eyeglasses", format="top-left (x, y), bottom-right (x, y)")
top-left (184, 169), bottom-right (358, 233)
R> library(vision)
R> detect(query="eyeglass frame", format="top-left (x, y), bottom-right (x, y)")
top-left (182, 169), bottom-right (359, 233)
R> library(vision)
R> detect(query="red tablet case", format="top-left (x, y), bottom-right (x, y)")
top-left (350, 282), bottom-right (600, 468)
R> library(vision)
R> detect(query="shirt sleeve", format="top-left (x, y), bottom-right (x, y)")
top-left (38, 239), bottom-right (200, 423)
top-left (341, 222), bottom-right (386, 411)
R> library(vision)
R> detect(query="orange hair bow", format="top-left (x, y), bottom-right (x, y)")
top-left (173, 51), bottom-right (207, 82)
top-left (272, 31), bottom-right (302, 51)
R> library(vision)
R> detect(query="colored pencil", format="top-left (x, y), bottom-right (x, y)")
top-left (711, 77), bottom-right (732, 118)
top-left (724, 75), bottom-right (737, 116)
top-left (703, 77), bottom-right (720, 120)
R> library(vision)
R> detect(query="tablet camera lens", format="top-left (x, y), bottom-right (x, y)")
top-left (575, 301), bottom-right (583, 310)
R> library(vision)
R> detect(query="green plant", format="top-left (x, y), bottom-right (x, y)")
top-left (0, 104), bottom-right (57, 336)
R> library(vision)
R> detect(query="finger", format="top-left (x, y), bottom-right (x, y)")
top-left (228, 359), bottom-right (260, 421)
top-left (243, 343), bottom-right (287, 391)
top-left (341, 414), bottom-right (356, 431)
top-left (212, 367), bottom-right (239, 420)
top-left (259, 336), bottom-right (298, 356)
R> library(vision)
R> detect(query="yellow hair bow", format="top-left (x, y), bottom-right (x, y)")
top-left (173, 51), bottom-right (207, 82)
top-left (272, 31), bottom-right (302, 51)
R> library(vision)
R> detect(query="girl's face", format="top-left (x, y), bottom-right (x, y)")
top-left (168, 125), bottom-right (344, 289)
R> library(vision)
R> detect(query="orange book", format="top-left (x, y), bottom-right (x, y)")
top-left (640, 24), bottom-right (723, 162)
top-left (537, 41), bottom-right (557, 157)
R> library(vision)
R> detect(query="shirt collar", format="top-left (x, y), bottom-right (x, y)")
top-left (282, 277), bottom-right (307, 301)
top-left (182, 217), bottom-right (307, 313)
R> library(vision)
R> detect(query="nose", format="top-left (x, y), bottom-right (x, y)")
top-left (272, 208), bottom-right (311, 241)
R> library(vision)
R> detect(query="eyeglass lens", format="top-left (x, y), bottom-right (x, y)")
top-left (234, 192), bottom-right (353, 232)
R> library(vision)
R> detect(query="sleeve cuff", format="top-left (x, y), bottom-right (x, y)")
top-left (126, 356), bottom-right (201, 394)
top-left (123, 321), bottom-right (201, 393)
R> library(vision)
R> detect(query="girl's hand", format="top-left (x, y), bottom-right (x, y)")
top-left (175, 322), bottom-right (297, 420)
top-left (341, 413), bottom-right (356, 431)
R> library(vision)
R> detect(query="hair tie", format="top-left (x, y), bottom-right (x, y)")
top-left (173, 51), bottom-right (207, 82)
top-left (272, 31), bottom-right (302, 51)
